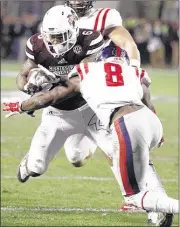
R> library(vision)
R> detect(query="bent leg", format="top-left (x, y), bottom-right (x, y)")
top-left (64, 134), bottom-right (97, 167)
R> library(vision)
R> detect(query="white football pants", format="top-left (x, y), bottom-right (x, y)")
top-left (111, 106), bottom-right (178, 213)
top-left (26, 104), bottom-right (112, 174)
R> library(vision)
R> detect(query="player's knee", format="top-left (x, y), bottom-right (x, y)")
top-left (71, 159), bottom-right (87, 167)
top-left (70, 151), bottom-right (93, 167)
top-left (71, 161), bottom-right (84, 167)
top-left (69, 154), bottom-right (84, 167)
top-left (66, 149), bottom-right (86, 167)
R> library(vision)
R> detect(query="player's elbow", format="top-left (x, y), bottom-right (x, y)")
top-left (109, 27), bottom-right (140, 62)
top-left (142, 98), bottom-right (154, 112)
top-left (16, 74), bottom-right (25, 91)
top-left (110, 27), bottom-right (137, 48)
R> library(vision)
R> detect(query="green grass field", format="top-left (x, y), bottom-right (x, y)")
top-left (1, 63), bottom-right (179, 226)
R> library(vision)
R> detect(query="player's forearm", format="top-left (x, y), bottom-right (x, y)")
top-left (21, 92), bottom-right (53, 111)
top-left (21, 84), bottom-right (77, 112)
top-left (141, 84), bottom-right (155, 112)
top-left (109, 27), bottom-right (141, 66)
top-left (16, 59), bottom-right (37, 91)
top-left (142, 98), bottom-right (155, 112)
top-left (16, 73), bottom-right (28, 91)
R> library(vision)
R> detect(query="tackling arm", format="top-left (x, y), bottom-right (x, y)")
top-left (142, 83), bottom-right (164, 147)
top-left (16, 58), bottom-right (37, 91)
top-left (141, 84), bottom-right (156, 112)
top-left (21, 77), bottom-right (80, 112)
top-left (108, 26), bottom-right (140, 67)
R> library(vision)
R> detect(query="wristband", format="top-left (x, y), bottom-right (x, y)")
top-left (130, 59), bottom-right (140, 68)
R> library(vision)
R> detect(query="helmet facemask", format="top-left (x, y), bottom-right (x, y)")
top-left (41, 5), bottom-right (79, 57)
top-left (41, 27), bottom-right (78, 57)
top-left (65, 0), bottom-right (95, 16)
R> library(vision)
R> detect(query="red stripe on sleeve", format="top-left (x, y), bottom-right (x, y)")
top-left (140, 69), bottom-right (145, 79)
top-left (135, 67), bottom-right (139, 77)
top-left (94, 8), bottom-right (104, 30)
top-left (76, 64), bottom-right (84, 80)
top-left (116, 46), bottom-right (121, 57)
top-left (100, 9), bottom-right (111, 33)
top-left (84, 63), bottom-right (89, 74)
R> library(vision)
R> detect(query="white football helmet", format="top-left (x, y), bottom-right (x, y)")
top-left (41, 5), bottom-right (79, 57)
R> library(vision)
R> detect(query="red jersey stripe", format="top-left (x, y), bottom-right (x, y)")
top-left (116, 46), bottom-right (121, 57)
top-left (94, 8), bottom-right (104, 30)
top-left (135, 67), bottom-right (139, 77)
top-left (84, 63), bottom-right (89, 74)
top-left (140, 69), bottom-right (145, 79)
top-left (100, 9), bottom-right (111, 33)
top-left (76, 64), bottom-right (84, 80)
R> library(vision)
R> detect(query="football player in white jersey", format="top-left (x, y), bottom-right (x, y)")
top-left (64, 0), bottom-right (166, 218)
top-left (65, 0), bottom-right (140, 66)
top-left (4, 46), bottom-right (178, 226)
top-left (64, 0), bottom-right (140, 179)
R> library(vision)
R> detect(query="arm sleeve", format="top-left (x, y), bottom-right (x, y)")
top-left (139, 68), bottom-right (151, 87)
top-left (25, 36), bottom-right (35, 61)
top-left (85, 31), bottom-right (104, 56)
top-left (105, 9), bottom-right (122, 30)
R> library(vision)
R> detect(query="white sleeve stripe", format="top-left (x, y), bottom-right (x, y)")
top-left (25, 51), bottom-right (35, 60)
top-left (89, 35), bottom-right (103, 46)
top-left (87, 44), bottom-right (104, 55)
top-left (27, 38), bottom-right (33, 51)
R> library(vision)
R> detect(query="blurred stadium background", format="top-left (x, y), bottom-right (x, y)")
top-left (1, 1), bottom-right (179, 226)
top-left (1, 0), bottom-right (179, 67)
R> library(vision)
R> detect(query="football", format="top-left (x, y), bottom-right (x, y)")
top-left (27, 68), bottom-right (53, 91)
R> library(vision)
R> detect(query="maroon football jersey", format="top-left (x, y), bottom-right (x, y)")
top-left (25, 29), bottom-right (103, 110)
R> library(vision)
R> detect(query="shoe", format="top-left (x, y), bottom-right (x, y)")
top-left (17, 155), bottom-right (30, 183)
top-left (147, 211), bottom-right (159, 225)
top-left (156, 213), bottom-right (174, 227)
top-left (120, 203), bottom-right (145, 213)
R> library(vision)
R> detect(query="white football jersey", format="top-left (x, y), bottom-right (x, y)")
top-left (69, 59), bottom-right (147, 128)
top-left (78, 8), bottom-right (122, 45)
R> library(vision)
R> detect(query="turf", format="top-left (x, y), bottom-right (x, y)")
top-left (1, 64), bottom-right (179, 226)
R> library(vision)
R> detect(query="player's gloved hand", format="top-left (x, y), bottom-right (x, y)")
top-left (3, 98), bottom-right (36, 118)
top-left (158, 136), bottom-right (164, 148)
top-left (3, 98), bottom-right (24, 118)
top-left (23, 82), bottom-right (42, 95)
top-left (23, 68), bottom-right (43, 95)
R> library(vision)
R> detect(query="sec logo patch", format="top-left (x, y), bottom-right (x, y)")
top-left (73, 45), bottom-right (82, 54)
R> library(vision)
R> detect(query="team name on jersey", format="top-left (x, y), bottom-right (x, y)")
top-left (49, 65), bottom-right (74, 76)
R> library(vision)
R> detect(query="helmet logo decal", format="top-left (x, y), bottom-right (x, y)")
top-left (67, 13), bottom-right (77, 28)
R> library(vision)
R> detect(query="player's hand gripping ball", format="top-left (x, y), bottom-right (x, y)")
top-left (24, 68), bottom-right (54, 95)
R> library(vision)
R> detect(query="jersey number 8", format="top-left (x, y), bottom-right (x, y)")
top-left (104, 62), bottom-right (124, 87)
